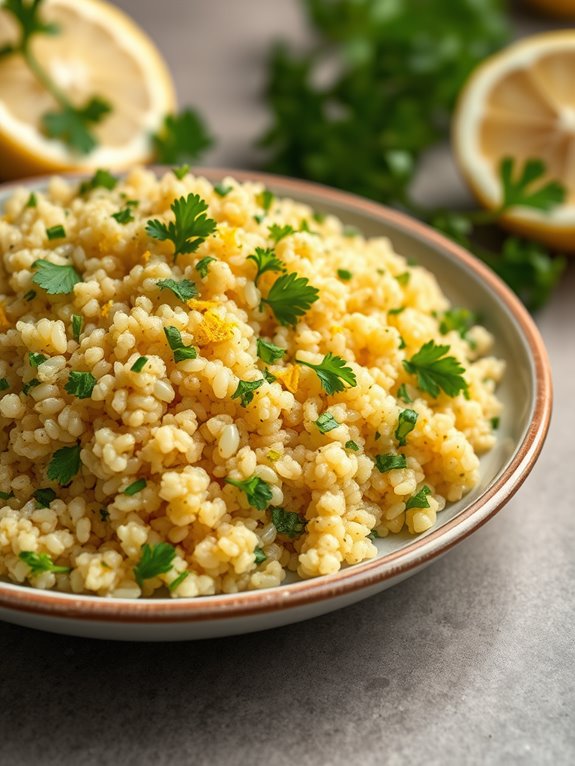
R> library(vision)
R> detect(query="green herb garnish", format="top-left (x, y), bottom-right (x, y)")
top-left (134, 543), bottom-right (176, 587)
top-left (111, 207), bottom-right (134, 225)
top-left (47, 443), bottom-right (81, 485)
top-left (64, 371), bottom-right (96, 399)
top-left (46, 224), bottom-right (66, 241)
top-left (195, 256), bottom-right (216, 278)
top-left (491, 416), bottom-right (500, 430)
top-left (388, 307), bottom-right (405, 316)
top-left (131, 356), bottom-right (148, 373)
top-left (259, 189), bottom-right (275, 213)
top-left (23, 289), bottom-right (36, 301)
top-left (395, 272), bottom-right (410, 286)
top-left (19, 551), bottom-right (70, 575)
top-left (172, 164), bottom-right (190, 180)
top-left (261, 271), bottom-right (319, 326)
top-left (168, 571), bottom-right (190, 592)
top-left (499, 157), bottom-right (565, 213)
top-left (0, 379), bottom-right (9, 392)
top-left (79, 169), bottom-right (117, 195)
top-left (397, 383), bottom-right (413, 403)
top-left (123, 478), bottom-right (147, 496)
top-left (247, 247), bottom-right (285, 286)
top-left (439, 308), bottom-right (478, 341)
top-left (254, 547), bottom-right (267, 565)
top-left (71, 314), bottom-right (84, 342)
top-left (262, 368), bottom-right (276, 383)
top-left (395, 409), bottom-right (418, 447)
top-left (214, 182), bottom-right (232, 197)
top-left (163, 326), bottom-right (197, 362)
top-left (403, 340), bottom-right (468, 398)
top-left (22, 378), bottom-right (40, 395)
top-left (225, 475), bottom-right (272, 510)
top-left (315, 412), bottom-right (340, 433)
top-left (270, 506), bottom-right (306, 538)
top-left (152, 108), bottom-right (213, 164)
top-left (375, 454), bottom-right (407, 473)
top-left (256, 338), bottom-right (285, 364)
top-left (345, 440), bottom-right (359, 451)
top-left (268, 223), bottom-right (294, 243)
top-left (295, 352), bottom-right (356, 395)
top-left (157, 278), bottom-right (198, 302)
top-left (0, 490), bottom-right (14, 500)
top-left (33, 487), bottom-right (57, 508)
top-left (405, 485), bottom-right (432, 510)
top-left (337, 269), bottom-right (353, 281)
top-left (26, 192), bottom-right (37, 208)
top-left (146, 193), bottom-right (217, 263)
top-left (32, 259), bottom-right (82, 295)
top-left (28, 352), bottom-right (47, 368)
top-left (232, 378), bottom-right (264, 407)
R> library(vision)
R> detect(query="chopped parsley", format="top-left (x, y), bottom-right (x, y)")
top-left (163, 326), bottom-right (197, 362)
top-left (46, 224), bottom-right (66, 241)
top-left (315, 412), bottom-right (340, 433)
top-left (71, 314), bottom-right (84, 342)
top-left (225, 475), bottom-right (272, 510)
top-left (397, 383), bottom-right (413, 403)
top-left (157, 278), bottom-right (198, 302)
top-left (151, 108), bottom-right (213, 164)
top-left (254, 547), bottom-right (267, 565)
top-left (499, 157), bottom-right (565, 213)
top-left (343, 225), bottom-right (360, 237)
top-left (172, 164), bottom-right (190, 180)
top-left (270, 506), bottom-right (306, 538)
top-left (32, 260), bottom-right (82, 295)
top-left (295, 352), bottom-right (357, 395)
top-left (337, 269), bottom-right (353, 281)
top-left (0, 378), bottom-right (9, 391)
top-left (368, 530), bottom-right (381, 541)
top-left (134, 542), bottom-right (176, 587)
top-left (168, 571), bottom-right (190, 592)
top-left (22, 378), bottom-right (40, 395)
top-left (0, 490), bottom-right (14, 500)
top-left (111, 207), bottom-right (135, 224)
top-left (268, 223), bottom-right (294, 243)
top-left (345, 440), bottom-right (359, 451)
top-left (33, 487), bottom-right (57, 508)
top-left (261, 272), bottom-right (320, 326)
top-left (26, 193), bottom-right (37, 208)
top-left (388, 306), bottom-right (405, 315)
top-left (232, 378), bottom-right (264, 407)
top-left (99, 508), bottom-right (110, 522)
top-left (79, 169), bottom-right (117, 195)
top-left (214, 182), bottom-right (233, 197)
top-left (375, 454), bottom-right (408, 473)
top-left (259, 189), bottom-right (275, 212)
top-left (395, 272), bottom-right (410, 286)
top-left (123, 478), bottom-right (147, 496)
top-left (398, 336), bottom-right (406, 350)
top-left (262, 368), bottom-right (276, 383)
top-left (131, 356), bottom-right (148, 373)
top-left (405, 485), bottom-right (432, 510)
top-left (19, 551), bottom-right (70, 575)
top-left (247, 247), bottom-right (285, 286)
top-left (146, 193), bottom-right (217, 262)
top-left (64, 371), bottom-right (96, 399)
top-left (28, 352), bottom-right (47, 368)
top-left (47, 443), bottom-right (81, 485)
top-left (23, 289), bottom-right (36, 301)
top-left (395, 409), bottom-right (418, 447)
top-left (491, 416), bottom-right (500, 430)
top-left (313, 211), bottom-right (326, 223)
top-left (439, 308), bottom-right (478, 342)
top-left (256, 338), bottom-right (285, 364)
top-left (195, 256), bottom-right (216, 278)
top-left (403, 340), bottom-right (468, 398)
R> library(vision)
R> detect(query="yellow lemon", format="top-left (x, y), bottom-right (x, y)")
top-left (453, 31), bottom-right (575, 251)
top-left (0, 0), bottom-right (176, 179)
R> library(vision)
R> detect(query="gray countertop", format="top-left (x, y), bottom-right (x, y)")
top-left (1, 2), bottom-right (574, 764)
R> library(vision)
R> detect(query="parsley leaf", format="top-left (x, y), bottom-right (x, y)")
top-left (257, 338), bottom-right (286, 364)
top-left (395, 409), bottom-right (418, 447)
top-left (64, 370), bottom-right (96, 399)
top-left (157, 278), bottom-right (198, 302)
top-left (232, 378), bottom-right (264, 407)
top-left (111, 207), bottom-right (134, 224)
top-left (406, 485), bottom-right (432, 510)
top-left (28, 351), bottom-right (47, 367)
top-left (315, 412), bottom-right (340, 433)
top-left (195, 256), bottom-right (216, 278)
top-left (23, 289), bottom-right (36, 301)
top-left (259, 189), bottom-right (275, 212)
top-left (163, 326), bottom-right (197, 362)
top-left (19, 551), bottom-right (70, 575)
top-left (33, 487), bottom-right (57, 508)
top-left (247, 247), bottom-right (285, 286)
top-left (133, 543), bottom-right (176, 587)
top-left (491, 416), bottom-right (500, 430)
top-left (439, 308), bottom-right (478, 341)
top-left (152, 108), bottom-right (213, 164)
top-left (146, 193), bottom-right (217, 262)
top-left (22, 378), bottom-right (40, 395)
top-left (131, 356), bottom-right (148, 373)
top-left (270, 506), bottom-right (306, 538)
top-left (172, 164), bottom-right (190, 180)
top-left (42, 96), bottom-right (112, 155)
top-left (214, 182), bottom-right (232, 197)
top-left (26, 192), bottom-right (37, 208)
top-left (268, 223), bottom-right (294, 243)
top-left (0, 378), bottom-right (9, 392)
top-left (47, 443), bottom-right (81, 485)
top-left (296, 352), bottom-right (357, 394)
top-left (225, 475), bottom-right (272, 510)
top-left (499, 157), bottom-right (566, 213)
top-left (0, 489), bottom-right (14, 500)
top-left (46, 224), bottom-right (66, 240)
top-left (395, 272), bottom-right (410, 286)
top-left (397, 383), bottom-right (413, 403)
top-left (79, 169), bottom-right (117, 195)
top-left (337, 269), bottom-right (352, 281)
top-left (32, 259), bottom-right (82, 295)
top-left (124, 478), bottom-right (147, 496)
top-left (403, 340), bottom-right (468, 398)
top-left (261, 271), bottom-right (320, 326)
top-left (168, 571), bottom-right (190, 592)
top-left (375, 454), bottom-right (407, 473)
top-left (262, 368), bottom-right (276, 383)
top-left (71, 314), bottom-right (84, 342)
top-left (345, 440), bottom-right (359, 451)
top-left (254, 547), bottom-right (267, 565)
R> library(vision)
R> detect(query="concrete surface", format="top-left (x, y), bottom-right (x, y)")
top-left (0, 2), bottom-right (574, 764)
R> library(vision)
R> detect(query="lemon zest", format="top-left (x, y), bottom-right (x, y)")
top-left (274, 365), bottom-right (300, 393)
top-left (101, 300), bottom-right (113, 318)
top-left (194, 309), bottom-right (235, 346)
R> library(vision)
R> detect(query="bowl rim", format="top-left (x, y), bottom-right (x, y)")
top-left (0, 167), bottom-right (552, 624)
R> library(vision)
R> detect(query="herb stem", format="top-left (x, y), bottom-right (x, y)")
top-left (22, 46), bottom-right (71, 111)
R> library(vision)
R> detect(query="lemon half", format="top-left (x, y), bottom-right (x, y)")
top-left (0, 0), bottom-right (176, 179)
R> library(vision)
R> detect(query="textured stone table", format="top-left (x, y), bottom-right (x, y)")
top-left (1, 2), bottom-right (573, 764)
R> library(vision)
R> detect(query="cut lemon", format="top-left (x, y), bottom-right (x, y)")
top-left (0, 0), bottom-right (176, 179)
top-left (527, 0), bottom-right (575, 18)
top-left (453, 31), bottom-right (575, 251)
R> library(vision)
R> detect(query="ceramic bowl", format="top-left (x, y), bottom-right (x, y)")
top-left (0, 169), bottom-right (552, 640)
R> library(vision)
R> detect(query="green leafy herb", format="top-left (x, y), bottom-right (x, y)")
top-left (388, 307), bottom-right (405, 316)
top-left (270, 506), bottom-right (306, 538)
top-left (195, 256), bottom-right (216, 278)
top-left (405, 485), bottom-right (432, 510)
top-left (261, 271), bottom-right (320, 326)
top-left (79, 169), bottom-right (117, 195)
top-left (259, 189), bottom-right (275, 213)
top-left (397, 383), bottom-right (413, 403)
top-left (439, 308), bottom-right (478, 341)
top-left (172, 164), bottom-right (190, 180)
top-left (168, 571), bottom-right (190, 592)
top-left (32, 259), bottom-right (82, 295)
top-left (375, 431), bottom-right (381, 441)
top-left (46, 224), bottom-right (66, 241)
top-left (256, 338), bottom-right (285, 364)
top-left (395, 272), bottom-right (410, 286)
top-left (123, 478), bottom-right (147, 496)
top-left (146, 193), bottom-right (217, 262)
top-left (111, 207), bottom-right (134, 225)
top-left (368, 529), bottom-right (381, 541)
top-left (225, 475), bottom-right (272, 510)
top-left (0, 378), bottom-right (9, 392)
top-left (47, 443), bottom-right (81, 485)
top-left (262, 368), bottom-right (276, 383)
top-left (345, 440), bottom-right (359, 451)
top-left (499, 157), bottom-right (566, 213)
top-left (22, 378), bottom-right (40, 395)
top-left (28, 352), bottom-right (47, 368)
top-left (403, 340), bottom-right (468, 398)
top-left (163, 326), bottom-right (197, 362)
top-left (254, 547), bottom-right (267, 565)
top-left (152, 108), bottom-right (213, 164)
top-left (157, 278), bottom-right (198, 302)
top-left (64, 370), bottom-right (96, 399)
top-left (23, 289), bottom-right (36, 301)
top-left (315, 412), bottom-right (340, 433)
top-left (42, 97), bottom-right (112, 155)
top-left (247, 247), bottom-right (285, 286)
top-left (131, 356), bottom-right (148, 373)
top-left (395, 409), bottom-right (418, 447)
top-left (337, 269), bottom-right (353, 281)
top-left (71, 314), bottom-right (83, 342)
top-left (491, 416), bottom-right (500, 429)
top-left (99, 508), bottom-right (110, 522)
top-left (33, 487), bottom-right (57, 508)
top-left (375, 454), bottom-right (408, 473)
top-left (398, 336), bottom-right (406, 350)
top-left (26, 192), bottom-right (37, 208)
top-left (0, 490), bottom-right (14, 500)
top-left (295, 352), bottom-right (356, 394)
top-left (19, 551), bottom-right (70, 575)
top-left (268, 223), bottom-right (294, 243)
top-left (214, 182), bottom-right (233, 197)
top-left (133, 542), bottom-right (176, 587)
top-left (232, 378), bottom-right (264, 407)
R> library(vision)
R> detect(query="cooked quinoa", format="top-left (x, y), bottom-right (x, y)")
top-left (0, 168), bottom-right (504, 598)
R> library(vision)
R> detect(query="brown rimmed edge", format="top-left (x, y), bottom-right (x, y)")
top-left (0, 167), bottom-right (552, 623)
